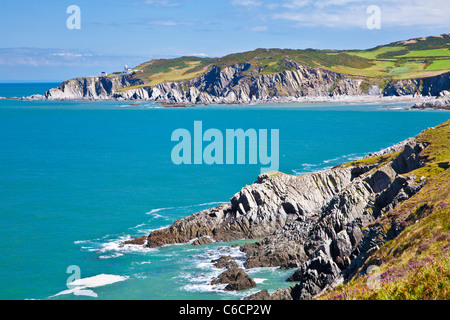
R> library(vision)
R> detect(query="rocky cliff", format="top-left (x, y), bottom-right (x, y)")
top-left (43, 74), bottom-right (144, 100)
top-left (38, 62), bottom-right (450, 104)
top-left (122, 130), bottom-right (436, 299)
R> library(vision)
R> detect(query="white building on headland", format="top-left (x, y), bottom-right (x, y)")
top-left (123, 65), bottom-right (143, 75)
top-left (124, 65), bottom-right (132, 74)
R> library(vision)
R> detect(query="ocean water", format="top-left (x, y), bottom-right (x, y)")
top-left (0, 83), bottom-right (448, 300)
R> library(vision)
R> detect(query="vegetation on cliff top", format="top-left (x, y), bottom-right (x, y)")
top-left (111, 34), bottom-right (450, 90)
top-left (317, 120), bottom-right (450, 300)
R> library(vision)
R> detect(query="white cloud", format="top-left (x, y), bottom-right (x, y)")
top-left (51, 52), bottom-right (93, 58)
top-left (147, 20), bottom-right (193, 26)
top-left (231, 0), bottom-right (262, 7)
top-left (313, 0), bottom-right (364, 8)
top-left (282, 0), bottom-right (311, 9)
top-left (271, 0), bottom-right (450, 28)
top-left (144, 0), bottom-right (180, 7)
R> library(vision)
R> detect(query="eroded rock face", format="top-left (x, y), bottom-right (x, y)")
top-left (243, 140), bottom-right (427, 300)
top-left (115, 63), bottom-right (369, 104)
top-left (127, 138), bottom-right (426, 299)
top-left (146, 167), bottom-right (361, 248)
top-left (44, 75), bottom-right (143, 100)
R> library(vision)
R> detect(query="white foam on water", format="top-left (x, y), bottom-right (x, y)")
top-left (98, 252), bottom-right (123, 259)
top-left (132, 261), bottom-right (152, 265)
top-left (292, 153), bottom-right (361, 175)
top-left (182, 282), bottom-right (228, 293)
top-left (146, 207), bottom-right (173, 215)
top-left (145, 201), bottom-right (227, 216)
top-left (177, 243), bottom-right (251, 296)
top-left (253, 278), bottom-right (267, 284)
top-left (99, 238), bottom-right (158, 255)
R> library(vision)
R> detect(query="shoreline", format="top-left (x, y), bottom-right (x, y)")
top-left (4, 94), bottom-right (444, 107)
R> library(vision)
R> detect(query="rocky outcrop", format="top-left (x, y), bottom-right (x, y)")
top-left (134, 136), bottom-right (428, 300)
top-left (211, 267), bottom-right (257, 291)
top-left (212, 256), bottom-right (239, 270)
top-left (43, 75), bottom-right (143, 100)
top-left (411, 95), bottom-right (450, 110)
top-left (383, 72), bottom-right (450, 97)
top-left (210, 255), bottom-right (256, 291)
top-left (286, 251), bottom-right (342, 300)
top-left (37, 61), bottom-right (450, 103)
top-left (146, 166), bottom-right (372, 248)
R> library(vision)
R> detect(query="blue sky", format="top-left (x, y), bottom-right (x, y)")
top-left (0, 0), bottom-right (449, 81)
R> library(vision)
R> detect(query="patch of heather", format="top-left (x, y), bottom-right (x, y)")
top-left (437, 201), bottom-right (448, 208)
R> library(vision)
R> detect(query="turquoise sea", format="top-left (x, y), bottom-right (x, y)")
top-left (0, 83), bottom-right (448, 300)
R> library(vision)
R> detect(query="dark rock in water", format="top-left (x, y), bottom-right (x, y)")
top-left (212, 256), bottom-right (239, 269)
top-left (192, 236), bottom-right (214, 246)
top-left (121, 235), bottom-right (147, 246)
top-left (211, 268), bottom-right (256, 291)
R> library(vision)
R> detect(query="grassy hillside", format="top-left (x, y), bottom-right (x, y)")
top-left (346, 34), bottom-right (450, 79)
top-left (318, 120), bottom-right (450, 300)
top-left (110, 34), bottom-right (450, 90)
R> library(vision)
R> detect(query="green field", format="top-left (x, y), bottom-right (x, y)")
top-left (347, 46), bottom-right (407, 59)
top-left (400, 48), bottom-right (450, 58)
top-left (426, 59), bottom-right (450, 71)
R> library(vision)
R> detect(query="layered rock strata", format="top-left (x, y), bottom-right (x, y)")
top-left (130, 137), bottom-right (427, 299)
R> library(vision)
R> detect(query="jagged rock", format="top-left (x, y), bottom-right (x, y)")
top-left (44, 75), bottom-right (143, 100)
top-left (332, 230), bottom-right (352, 263)
top-left (412, 96), bottom-right (450, 110)
top-left (383, 72), bottom-right (450, 97)
top-left (192, 236), bottom-right (214, 246)
top-left (211, 268), bottom-right (256, 291)
top-left (146, 166), bottom-right (372, 248)
top-left (243, 289), bottom-right (271, 300)
top-left (242, 238), bottom-right (307, 269)
top-left (269, 287), bottom-right (296, 300)
top-left (286, 251), bottom-right (342, 300)
top-left (121, 235), bottom-right (147, 246)
top-left (212, 256), bottom-right (239, 270)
